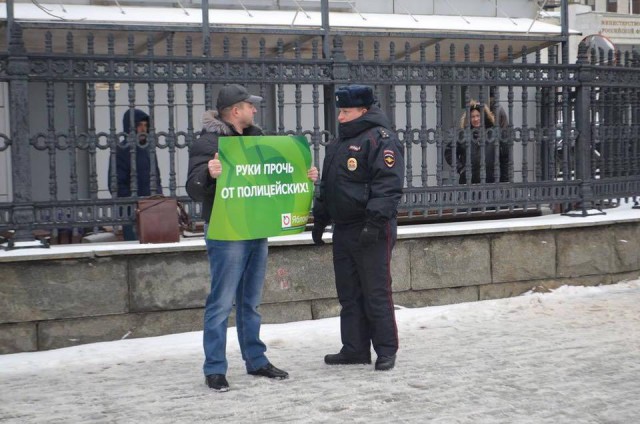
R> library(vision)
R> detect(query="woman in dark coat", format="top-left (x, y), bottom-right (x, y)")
top-left (446, 100), bottom-right (508, 184)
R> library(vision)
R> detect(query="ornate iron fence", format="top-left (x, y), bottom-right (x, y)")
top-left (1, 24), bottom-right (639, 244)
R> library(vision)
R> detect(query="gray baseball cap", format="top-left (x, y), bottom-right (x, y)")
top-left (216, 84), bottom-right (263, 110)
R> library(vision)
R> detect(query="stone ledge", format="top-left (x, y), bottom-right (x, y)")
top-left (38, 309), bottom-right (204, 351)
top-left (2, 210), bottom-right (640, 354)
top-left (2, 204), bottom-right (639, 264)
top-left (479, 275), bottom-right (610, 301)
top-left (0, 257), bottom-right (128, 324)
top-left (311, 298), bottom-right (341, 320)
top-left (557, 227), bottom-right (615, 278)
top-left (0, 322), bottom-right (37, 354)
top-left (492, 231), bottom-right (556, 283)
top-left (409, 236), bottom-right (491, 290)
top-left (129, 252), bottom-right (209, 312)
top-left (259, 301), bottom-right (313, 324)
top-left (393, 286), bottom-right (479, 308)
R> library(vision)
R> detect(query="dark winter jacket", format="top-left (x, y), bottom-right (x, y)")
top-left (110, 109), bottom-right (162, 197)
top-left (186, 110), bottom-right (263, 223)
top-left (313, 105), bottom-right (405, 228)
top-left (445, 103), bottom-right (509, 184)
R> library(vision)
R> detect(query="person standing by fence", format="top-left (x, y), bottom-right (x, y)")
top-left (109, 108), bottom-right (163, 241)
top-left (312, 85), bottom-right (404, 371)
top-left (446, 100), bottom-right (509, 184)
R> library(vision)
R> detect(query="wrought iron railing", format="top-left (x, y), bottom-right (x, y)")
top-left (0, 25), bottom-right (639, 244)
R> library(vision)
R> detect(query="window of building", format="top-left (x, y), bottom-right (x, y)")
top-left (633, 0), bottom-right (640, 14)
top-left (585, 0), bottom-right (596, 11)
top-left (607, 0), bottom-right (617, 13)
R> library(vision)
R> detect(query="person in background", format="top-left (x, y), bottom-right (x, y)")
top-left (312, 85), bottom-right (405, 372)
top-left (446, 100), bottom-right (509, 184)
top-left (186, 84), bottom-right (319, 392)
top-left (489, 87), bottom-right (509, 131)
top-left (110, 108), bottom-right (162, 241)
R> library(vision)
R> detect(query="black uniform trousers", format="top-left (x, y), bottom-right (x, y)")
top-left (332, 219), bottom-right (399, 358)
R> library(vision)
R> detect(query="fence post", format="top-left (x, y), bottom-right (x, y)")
top-left (324, 35), bottom-right (349, 136)
top-left (570, 42), bottom-right (603, 216)
top-left (7, 21), bottom-right (37, 244)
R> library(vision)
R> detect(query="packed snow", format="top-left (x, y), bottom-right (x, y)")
top-left (1, 280), bottom-right (639, 423)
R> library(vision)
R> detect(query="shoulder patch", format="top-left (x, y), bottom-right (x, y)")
top-left (383, 149), bottom-right (396, 168)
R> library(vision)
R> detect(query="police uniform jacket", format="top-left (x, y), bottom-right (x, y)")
top-left (313, 105), bottom-right (404, 228)
top-left (186, 110), bottom-right (263, 222)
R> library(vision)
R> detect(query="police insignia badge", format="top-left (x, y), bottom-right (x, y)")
top-left (383, 150), bottom-right (395, 168)
top-left (347, 157), bottom-right (358, 171)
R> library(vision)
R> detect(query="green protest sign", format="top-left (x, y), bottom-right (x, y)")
top-left (208, 135), bottom-right (313, 240)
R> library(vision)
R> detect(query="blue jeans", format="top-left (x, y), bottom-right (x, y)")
top-left (203, 233), bottom-right (269, 376)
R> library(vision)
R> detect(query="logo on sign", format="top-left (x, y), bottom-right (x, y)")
top-left (281, 212), bottom-right (308, 230)
top-left (281, 213), bottom-right (292, 228)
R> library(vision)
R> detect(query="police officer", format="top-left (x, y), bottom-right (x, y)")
top-left (312, 85), bottom-right (404, 371)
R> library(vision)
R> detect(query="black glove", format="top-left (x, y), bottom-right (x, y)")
top-left (358, 224), bottom-right (379, 246)
top-left (311, 224), bottom-right (326, 246)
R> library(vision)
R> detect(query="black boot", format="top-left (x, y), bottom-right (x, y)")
top-left (248, 363), bottom-right (289, 380)
top-left (374, 354), bottom-right (396, 371)
top-left (324, 351), bottom-right (371, 365)
top-left (205, 374), bottom-right (230, 392)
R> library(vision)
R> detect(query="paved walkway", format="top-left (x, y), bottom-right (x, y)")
top-left (1, 281), bottom-right (639, 423)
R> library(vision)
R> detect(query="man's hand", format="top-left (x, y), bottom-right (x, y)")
top-left (208, 153), bottom-right (222, 179)
top-left (358, 224), bottom-right (379, 246)
top-left (307, 167), bottom-right (319, 183)
top-left (311, 223), bottom-right (326, 246)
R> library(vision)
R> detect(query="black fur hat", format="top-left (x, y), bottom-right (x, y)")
top-left (335, 85), bottom-right (375, 108)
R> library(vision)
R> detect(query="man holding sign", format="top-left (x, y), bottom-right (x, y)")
top-left (186, 84), bottom-right (318, 392)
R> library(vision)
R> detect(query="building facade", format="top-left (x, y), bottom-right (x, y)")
top-left (542, 0), bottom-right (640, 60)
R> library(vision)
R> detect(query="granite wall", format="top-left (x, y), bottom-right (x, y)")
top-left (2, 221), bottom-right (639, 354)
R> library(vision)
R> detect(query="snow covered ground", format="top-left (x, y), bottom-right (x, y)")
top-left (1, 280), bottom-right (639, 423)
